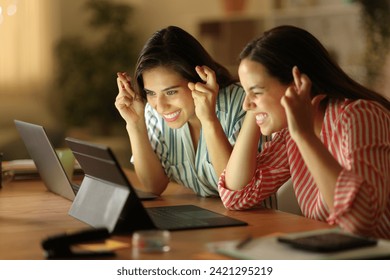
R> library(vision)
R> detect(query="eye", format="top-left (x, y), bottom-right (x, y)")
top-left (249, 89), bottom-right (263, 95)
top-left (166, 90), bottom-right (177, 96)
top-left (145, 90), bottom-right (155, 96)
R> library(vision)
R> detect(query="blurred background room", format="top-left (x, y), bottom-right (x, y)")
top-left (1, 0), bottom-right (389, 169)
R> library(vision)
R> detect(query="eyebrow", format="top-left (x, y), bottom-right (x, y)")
top-left (144, 85), bottom-right (181, 93)
top-left (249, 85), bottom-right (264, 91)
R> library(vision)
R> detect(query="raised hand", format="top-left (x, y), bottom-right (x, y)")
top-left (280, 66), bottom-right (324, 141)
top-left (188, 66), bottom-right (219, 124)
top-left (115, 72), bottom-right (145, 127)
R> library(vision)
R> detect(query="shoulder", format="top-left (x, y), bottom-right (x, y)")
top-left (328, 99), bottom-right (390, 137)
top-left (331, 98), bottom-right (389, 123)
top-left (218, 83), bottom-right (245, 98)
top-left (216, 83), bottom-right (246, 112)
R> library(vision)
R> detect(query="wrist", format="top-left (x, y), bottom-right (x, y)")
top-left (126, 120), bottom-right (147, 135)
top-left (200, 115), bottom-right (220, 131)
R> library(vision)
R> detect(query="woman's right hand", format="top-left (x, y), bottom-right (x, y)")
top-left (115, 72), bottom-right (145, 127)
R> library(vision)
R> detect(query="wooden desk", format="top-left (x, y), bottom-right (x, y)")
top-left (0, 172), bottom-right (333, 260)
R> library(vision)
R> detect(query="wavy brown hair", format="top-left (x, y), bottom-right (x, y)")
top-left (134, 26), bottom-right (236, 100)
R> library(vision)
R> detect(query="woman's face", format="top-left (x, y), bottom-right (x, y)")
top-left (143, 66), bottom-right (195, 129)
top-left (238, 58), bottom-right (289, 136)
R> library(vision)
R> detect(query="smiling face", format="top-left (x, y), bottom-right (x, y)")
top-left (238, 58), bottom-right (289, 136)
top-left (143, 66), bottom-right (196, 129)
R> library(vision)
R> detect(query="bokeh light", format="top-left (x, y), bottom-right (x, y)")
top-left (7, 3), bottom-right (17, 16)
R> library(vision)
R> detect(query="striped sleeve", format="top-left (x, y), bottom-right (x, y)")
top-left (327, 101), bottom-right (390, 238)
top-left (219, 84), bottom-right (247, 145)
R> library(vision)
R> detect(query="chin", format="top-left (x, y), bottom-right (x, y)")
top-left (260, 126), bottom-right (277, 137)
top-left (165, 120), bottom-right (185, 129)
top-left (259, 126), bottom-right (269, 136)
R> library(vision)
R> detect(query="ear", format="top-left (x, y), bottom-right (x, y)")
top-left (311, 94), bottom-right (327, 110)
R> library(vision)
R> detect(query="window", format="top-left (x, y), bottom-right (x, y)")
top-left (0, 0), bottom-right (57, 95)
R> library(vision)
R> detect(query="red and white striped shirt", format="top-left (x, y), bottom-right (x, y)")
top-left (218, 98), bottom-right (390, 239)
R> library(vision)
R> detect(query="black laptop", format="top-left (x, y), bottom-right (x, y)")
top-left (65, 137), bottom-right (247, 234)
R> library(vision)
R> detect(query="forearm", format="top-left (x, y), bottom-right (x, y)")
top-left (295, 133), bottom-right (342, 211)
top-left (201, 118), bottom-right (233, 178)
top-left (127, 124), bottom-right (169, 195)
top-left (225, 113), bottom-right (261, 190)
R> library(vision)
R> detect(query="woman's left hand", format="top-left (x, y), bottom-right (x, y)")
top-left (281, 66), bottom-right (320, 141)
top-left (188, 65), bottom-right (219, 124)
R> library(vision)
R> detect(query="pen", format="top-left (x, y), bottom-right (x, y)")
top-left (236, 235), bottom-right (253, 249)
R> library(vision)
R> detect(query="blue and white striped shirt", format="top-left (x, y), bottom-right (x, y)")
top-left (143, 83), bottom-right (252, 197)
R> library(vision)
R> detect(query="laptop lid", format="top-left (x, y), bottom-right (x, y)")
top-left (65, 137), bottom-right (247, 234)
top-left (14, 120), bottom-right (76, 201)
top-left (65, 137), bottom-right (156, 233)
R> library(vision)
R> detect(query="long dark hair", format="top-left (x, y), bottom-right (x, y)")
top-left (134, 25), bottom-right (235, 100)
top-left (240, 25), bottom-right (390, 111)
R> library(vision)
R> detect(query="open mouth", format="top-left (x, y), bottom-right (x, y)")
top-left (255, 113), bottom-right (268, 126)
top-left (163, 110), bottom-right (181, 122)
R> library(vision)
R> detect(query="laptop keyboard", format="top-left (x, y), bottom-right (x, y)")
top-left (146, 206), bottom-right (211, 230)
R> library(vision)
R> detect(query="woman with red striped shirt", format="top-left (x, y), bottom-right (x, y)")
top-left (218, 25), bottom-right (390, 239)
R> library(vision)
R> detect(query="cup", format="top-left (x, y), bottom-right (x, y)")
top-left (132, 230), bottom-right (171, 254)
top-left (55, 148), bottom-right (75, 179)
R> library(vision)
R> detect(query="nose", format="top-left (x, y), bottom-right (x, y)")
top-left (243, 94), bottom-right (255, 111)
top-left (155, 94), bottom-right (168, 111)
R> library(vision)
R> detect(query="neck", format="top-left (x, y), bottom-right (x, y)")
top-left (314, 101), bottom-right (327, 138)
top-left (188, 117), bottom-right (201, 152)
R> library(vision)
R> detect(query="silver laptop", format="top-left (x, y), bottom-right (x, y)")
top-left (14, 120), bottom-right (158, 202)
top-left (14, 120), bottom-right (78, 200)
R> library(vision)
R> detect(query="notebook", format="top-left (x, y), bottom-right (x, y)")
top-left (207, 228), bottom-right (390, 260)
top-left (14, 120), bottom-right (157, 201)
top-left (65, 137), bottom-right (248, 234)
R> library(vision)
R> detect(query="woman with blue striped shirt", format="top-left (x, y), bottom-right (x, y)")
top-left (115, 26), bottom-right (253, 197)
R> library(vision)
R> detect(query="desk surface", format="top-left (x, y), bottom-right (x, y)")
top-left (0, 171), bottom-right (333, 260)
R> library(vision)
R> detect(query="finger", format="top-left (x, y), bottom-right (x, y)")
top-left (300, 73), bottom-right (311, 93)
top-left (117, 72), bottom-right (135, 98)
top-left (123, 73), bottom-right (134, 91)
top-left (188, 82), bottom-right (195, 91)
top-left (292, 66), bottom-right (302, 91)
top-left (123, 72), bottom-right (131, 82)
top-left (280, 94), bottom-right (294, 115)
top-left (191, 87), bottom-right (209, 102)
top-left (195, 66), bottom-right (207, 82)
top-left (117, 96), bottom-right (135, 109)
top-left (200, 66), bottom-right (217, 87)
top-left (117, 72), bottom-right (131, 85)
top-left (311, 94), bottom-right (326, 110)
top-left (296, 73), bottom-right (313, 103)
top-left (284, 85), bottom-right (298, 98)
top-left (117, 73), bottom-right (128, 89)
top-left (117, 77), bottom-right (124, 90)
top-left (280, 95), bottom-right (288, 110)
top-left (193, 82), bottom-right (211, 94)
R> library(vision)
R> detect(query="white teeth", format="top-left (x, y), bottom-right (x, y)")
top-left (164, 110), bottom-right (180, 119)
top-left (256, 114), bottom-right (267, 122)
